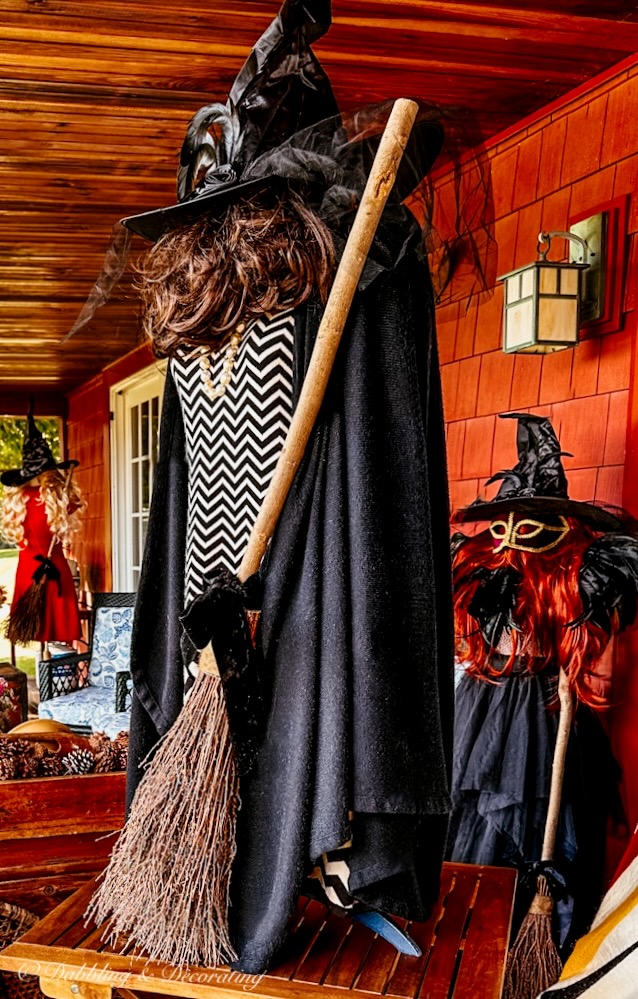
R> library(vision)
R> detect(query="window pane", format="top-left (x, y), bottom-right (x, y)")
top-left (132, 461), bottom-right (140, 514)
top-left (141, 459), bottom-right (150, 510)
top-left (142, 516), bottom-right (149, 551)
top-left (132, 516), bottom-right (140, 567)
top-left (141, 400), bottom-right (149, 457)
top-left (151, 395), bottom-right (159, 465)
top-left (130, 405), bottom-right (139, 459)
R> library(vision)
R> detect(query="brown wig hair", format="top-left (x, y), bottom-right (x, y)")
top-left (453, 519), bottom-right (611, 708)
top-left (136, 185), bottom-right (336, 357)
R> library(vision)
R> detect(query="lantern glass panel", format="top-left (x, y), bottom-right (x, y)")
top-left (505, 299), bottom-right (535, 350)
top-left (538, 297), bottom-right (578, 343)
top-left (539, 268), bottom-right (557, 294)
top-left (521, 268), bottom-right (535, 298)
top-left (506, 275), bottom-right (521, 304)
top-left (560, 268), bottom-right (579, 295)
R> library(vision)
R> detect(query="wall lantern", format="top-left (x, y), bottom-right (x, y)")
top-left (499, 230), bottom-right (592, 354)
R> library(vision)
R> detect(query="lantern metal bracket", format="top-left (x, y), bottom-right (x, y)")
top-left (536, 230), bottom-right (590, 262)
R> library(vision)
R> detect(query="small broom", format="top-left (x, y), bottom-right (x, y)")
top-left (502, 666), bottom-right (574, 999)
top-left (6, 465), bottom-right (75, 647)
top-left (86, 97), bottom-right (421, 969)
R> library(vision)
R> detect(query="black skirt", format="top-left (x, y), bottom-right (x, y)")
top-left (447, 665), bottom-right (566, 867)
top-left (447, 661), bottom-right (621, 949)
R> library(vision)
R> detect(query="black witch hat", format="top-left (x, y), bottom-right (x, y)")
top-left (455, 412), bottom-right (622, 531)
top-left (0, 401), bottom-right (77, 488)
top-left (122, 0), bottom-right (444, 243)
top-left (122, 0), bottom-right (338, 242)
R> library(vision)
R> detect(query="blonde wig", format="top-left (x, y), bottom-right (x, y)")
top-left (1, 469), bottom-right (86, 547)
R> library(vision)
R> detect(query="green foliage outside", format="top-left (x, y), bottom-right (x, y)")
top-left (0, 417), bottom-right (61, 549)
top-left (16, 656), bottom-right (36, 678)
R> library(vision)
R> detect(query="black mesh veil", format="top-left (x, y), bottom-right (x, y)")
top-left (64, 99), bottom-right (494, 340)
top-left (241, 99), bottom-right (496, 301)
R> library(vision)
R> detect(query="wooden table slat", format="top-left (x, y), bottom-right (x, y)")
top-left (292, 911), bottom-right (354, 986)
top-left (320, 919), bottom-right (375, 990)
top-left (452, 868), bottom-right (517, 999)
top-left (352, 930), bottom-right (402, 994)
top-left (268, 899), bottom-right (327, 981)
top-left (49, 913), bottom-right (98, 950)
top-left (417, 867), bottom-right (480, 999)
top-left (15, 881), bottom-right (97, 946)
top-left (384, 867), bottom-right (456, 999)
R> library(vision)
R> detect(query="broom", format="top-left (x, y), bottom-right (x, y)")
top-left (6, 465), bottom-right (75, 647)
top-left (86, 97), bottom-right (421, 969)
top-left (502, 666), bottom-right (574, 999)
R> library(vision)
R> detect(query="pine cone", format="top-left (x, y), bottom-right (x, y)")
top-left (88, 733), bottom-right (118, 773)
top-left (61, 748), bottom-right (95, 775)
top-left (9, 739), bottom-right (40, 779)
top-left (0, 741), bottom-right (17, 780)
top-left (112, 731), bottom-right (129, 770)
top-left (18, 753), bottom-right (40, 779)
top-left (40, 751), bottom-right (65, 777)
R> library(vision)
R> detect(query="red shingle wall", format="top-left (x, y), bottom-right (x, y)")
top-left (66, 344), bottom-right (153, 593)
top-left (436, 58), bottom-right (638, 842)
top-left (441, 64), bottom-right (637, 518)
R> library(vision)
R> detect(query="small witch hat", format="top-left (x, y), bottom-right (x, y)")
top-left (455, 412), bottom-right (622, 530)
top-left (0, 401), bottom-right (77, 488)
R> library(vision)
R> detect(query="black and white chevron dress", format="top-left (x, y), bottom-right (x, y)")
top-left (171, 308), bottom-right (355, 911)
top-left (171, 311), bottom-right (295, 637)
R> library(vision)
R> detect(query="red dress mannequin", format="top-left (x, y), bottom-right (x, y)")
top-left (10, 485), bottom-right (81, 643)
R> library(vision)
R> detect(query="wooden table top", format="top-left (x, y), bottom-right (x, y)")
top-left (0, 863), bottom-right (516, 999)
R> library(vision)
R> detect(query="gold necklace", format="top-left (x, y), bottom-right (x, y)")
top-left (198, 321), bottom-right (246, 400)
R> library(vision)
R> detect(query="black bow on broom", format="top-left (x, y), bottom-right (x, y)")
top-left (179, 567), bottom-right (263, 774)
top-left (32, 555), bottom-right (62, 595)
top-left (519, 860), bottom-right (574, 949)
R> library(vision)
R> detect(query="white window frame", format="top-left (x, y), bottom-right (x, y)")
top-left (110, 361), bottom-right (167, 591)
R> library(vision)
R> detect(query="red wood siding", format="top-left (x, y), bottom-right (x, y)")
top-left (437, 57), bottom-right (638, 839)
top-left (66, 344), bottom-right (154, 593)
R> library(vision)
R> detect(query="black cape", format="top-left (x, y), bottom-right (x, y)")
top-left (127, 221), bottom-right (455, 973)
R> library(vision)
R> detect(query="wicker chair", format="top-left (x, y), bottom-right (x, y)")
top-left (38, 592), bottom-right (135, 736)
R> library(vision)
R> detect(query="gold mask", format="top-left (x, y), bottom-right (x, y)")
top-left (489, 511), bottom-right (570, 554)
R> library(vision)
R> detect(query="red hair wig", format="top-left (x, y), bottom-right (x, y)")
top-left (453, 518), bottom-right (612, 707)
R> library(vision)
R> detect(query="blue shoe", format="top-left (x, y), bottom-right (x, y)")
top-left (352, 908), bottom-right (422, 956)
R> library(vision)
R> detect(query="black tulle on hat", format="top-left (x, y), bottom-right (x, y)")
top-left (455, 413), bottom-right (623, 531)
top-left (0, 401), bottom-right (77, 488)
top-left (122, 0), bottom-right (341, 242)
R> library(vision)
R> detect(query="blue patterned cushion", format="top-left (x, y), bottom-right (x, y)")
top-left (89, 606), bottom-right (133, 688)
top-left (92, 709), bottom-right (130, 739)
top-left (38, 686), bottom-right (114, 729)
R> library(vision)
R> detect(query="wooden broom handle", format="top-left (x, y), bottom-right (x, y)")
top-left (238, 98), bottom-right (419, 582)
top-left (541, 667), bottom-right (574, 862)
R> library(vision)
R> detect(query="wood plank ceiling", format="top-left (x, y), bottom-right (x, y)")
top-left (1, 0), bottom-right (638, 400)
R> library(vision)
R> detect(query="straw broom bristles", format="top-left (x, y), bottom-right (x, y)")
top-left (6, 578), bottom-right (48, 646)
top-left (502, 874), bottom-right (562, 999)
top-left (86, 667), bottom-right (239, 968)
